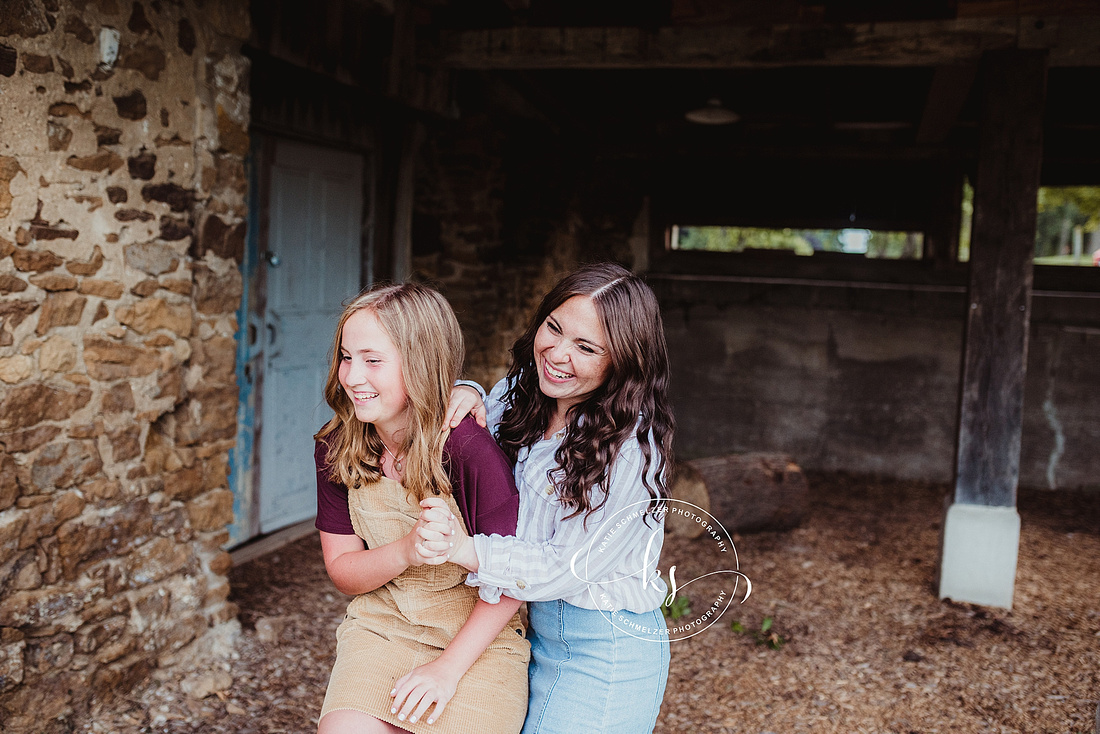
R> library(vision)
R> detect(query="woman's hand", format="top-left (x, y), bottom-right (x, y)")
top-left (390, 658), bottom-right (462, 725)
top-left (444, 385), bottom-right (487, 429)
top-left (404, 510), bottom-right (454, 567)
top-left (419, 498), bottom-right (477, 571)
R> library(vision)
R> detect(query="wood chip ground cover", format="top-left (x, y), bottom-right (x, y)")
top-left (76, 476), bottom-right (1099, 733)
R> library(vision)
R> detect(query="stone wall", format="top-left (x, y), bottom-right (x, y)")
top-left (656, 277), bottom-right (1100, 490)
top-left (412, 114), bottom-right (646, 389)
top-left (0, 1), bottom-right (249, 728)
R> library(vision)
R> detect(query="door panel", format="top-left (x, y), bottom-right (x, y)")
top-left (259, 141), bottom-right (363, 533)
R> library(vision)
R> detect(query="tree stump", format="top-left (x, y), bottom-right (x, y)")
top-left (668, 453), bottom-right (807, 538)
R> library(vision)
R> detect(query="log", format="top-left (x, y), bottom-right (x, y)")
top-left (668, 453), bottom-right (807, 538)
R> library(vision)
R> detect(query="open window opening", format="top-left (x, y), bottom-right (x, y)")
top-left (958, 181), bottom-right (1100, 266)
top-left (669, 225), bottom-right (924, 260)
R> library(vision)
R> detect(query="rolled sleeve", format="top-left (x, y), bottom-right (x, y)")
top-left (468, 450), bottom-right (665, 606)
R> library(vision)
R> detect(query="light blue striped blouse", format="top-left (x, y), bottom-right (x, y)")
top-left (466, 378), bottom-right (669, 613)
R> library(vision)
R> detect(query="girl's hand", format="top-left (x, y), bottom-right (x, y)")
top-left (444, 385), bottom-right (487, 429)
top-left (419, 498), bottom-right (476, 571)
top-left (390, 658), bottom-right (461, 725)
top-left (405, 511), bottom-right (453, 567)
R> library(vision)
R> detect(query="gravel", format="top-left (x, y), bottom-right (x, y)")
top-left (75, 474), bottom-right (1100, 733)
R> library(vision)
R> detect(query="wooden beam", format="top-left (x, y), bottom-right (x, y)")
top-left (916, 64), bottom-right (978, 144)
top-left (954, 49), bottom-right (1048, 508)
top-left (439, 16), bottom-right (1100, 69)
top-left (391, 121), bottom-right (424, 281)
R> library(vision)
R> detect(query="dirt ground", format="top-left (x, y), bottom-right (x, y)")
top-left (77, 474), bottom-right (1100, 734)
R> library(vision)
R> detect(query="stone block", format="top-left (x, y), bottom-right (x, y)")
top-left (159, 215), bottom-right (193, 241)
top-left (11, 248), bottom-right (63, 273)
top-left (0, 630), bottom-right (26, 693)
top-left (174, 386), bottom-right (237, 445)
top-left (195, 214), bottom-right (245, 262)
top-left (65, 246), bottom-right (104, 277)
top-left (29, 273), bottom-right (78, 291)
top-left (56, 502), bottom-right (154, 580)
top-left (187, 490), bottom-right (234, 532)
top-left (47, 120), bottom-right (74, 152)
top-left (192, 264), bottom-right (242, 315)
top-left (0, 425), bottom-right (62, 454)
top-left (66, 151), bottom-right (124, 173)
top-left (192, 335), bottom-right (236, 383)
top-left (216, 106), bottom-right (249, 157)
top-left (124, 241), bottom-right (179, 276)
top-left (127, 151), bottom-right (156, 180)
top-left (0, 273), bottom-right (29, 294)
top-left (0, 300), bottom-right (38, 347)
top-left (0, 355), bottom-right (33, 384)
top-left (22, 53), bottom-right (53, 73)
top-left (101, 383), bottom-right (135, 414)
top-left (80, 478), bottom-right (121, 502)
top-left (74, 615), bottom-right (127, 655)
top-left (90, 653), bottom-right (152, 700)
top-left (131, 278), bottom-right (160, 297)
top-left (35, 292), bottom-right (87, 335)
top-left (164, 464), bottom-right (205, 502)
top-left (115, 208), bottom-right (155, 222)
top-left (5, 548), bottom-right (42, 590)
top-left (119, 42), bottom-right (167, 81)
top-left (17, 491), bottom-right (85, 548)
top-left (113, 90), bottom-right (147, 121)
top-left (151, 505), bottom-right (191, 542)
top-left (38, 336), bottom-right (77, 373)
top-left (208, 551), bottom-right (232, 576)
top-left (31, 441), bottom-right (102, 492)
top-left (77, 279), bottom-right (124, 299)
top-left (63, 15), bottom-right (95, 44)
top-left (116, 298), bottom-right (192, 336)
top-left (23, 633), bottom-right (74, 675)
top-left (1, 454), bottom-right (20, 510)
top-left (82, 337), bottom-right (159, 380)
top-left (0, 585), bottom-right (87, 631)
top-left (141, 182), bottom-right (191, 212)
top-left (0, 382), bottom-right (92, 432)
top-left (108, 426), bottom-right (142, 463)
top-left (127, 537), bottom-right (191, 587)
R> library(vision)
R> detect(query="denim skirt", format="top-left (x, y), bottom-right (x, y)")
top-left (522, 600), bottom-right (670, 734)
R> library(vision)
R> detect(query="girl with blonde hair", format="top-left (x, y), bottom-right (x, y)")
top-left (314, 282), bottom-right (529, 733)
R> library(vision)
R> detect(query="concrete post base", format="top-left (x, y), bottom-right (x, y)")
top-left (938, 502), bottom-right (1020, 610)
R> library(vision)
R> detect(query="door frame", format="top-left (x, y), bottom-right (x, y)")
top-left (228, 132), bottom-right (373, 547)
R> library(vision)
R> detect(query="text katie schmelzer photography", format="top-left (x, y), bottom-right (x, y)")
top-left (570, 499), bottom-right (753, 642)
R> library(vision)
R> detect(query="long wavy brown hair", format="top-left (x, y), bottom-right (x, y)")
top-left (496, 262), bottom-right (675, 519)
top-left (314, 282), bottom-right (464, 501)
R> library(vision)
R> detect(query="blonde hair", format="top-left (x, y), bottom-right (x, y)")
top-left (315, 282), bottom-right (464, 501)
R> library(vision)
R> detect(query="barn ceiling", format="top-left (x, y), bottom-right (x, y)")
top-left (420, 0), bottom-right (1100, 181)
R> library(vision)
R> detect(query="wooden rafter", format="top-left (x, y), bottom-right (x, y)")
top-left (439, 16), bottom-right (1100, 69)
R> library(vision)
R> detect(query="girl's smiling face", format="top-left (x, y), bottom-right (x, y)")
top-left (338, 308), bottom-right (409, 437)
top-left (533, 295), bottom-right (612, 417)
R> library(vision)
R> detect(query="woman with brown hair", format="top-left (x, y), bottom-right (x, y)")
top-left (424, 262), bottom-right (676, 733)
top-left (313, 282), bottom-right (529, 733)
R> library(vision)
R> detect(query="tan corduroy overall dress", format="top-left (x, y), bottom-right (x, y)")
top-left (320, 476), bottom-right (530, 733)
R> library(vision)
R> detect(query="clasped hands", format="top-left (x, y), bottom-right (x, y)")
top-left (409, 498), bottom-right (475, 570)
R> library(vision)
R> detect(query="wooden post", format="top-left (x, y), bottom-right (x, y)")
top-left (391, 121), bottom-right (423, 282)
top-left (940, 49), bottom-right (1047, 610)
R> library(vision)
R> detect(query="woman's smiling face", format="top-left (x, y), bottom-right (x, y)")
top-left (337, 308), bottom-right (409, 437)
top-left (533, 295), bottom-right (612, 416)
